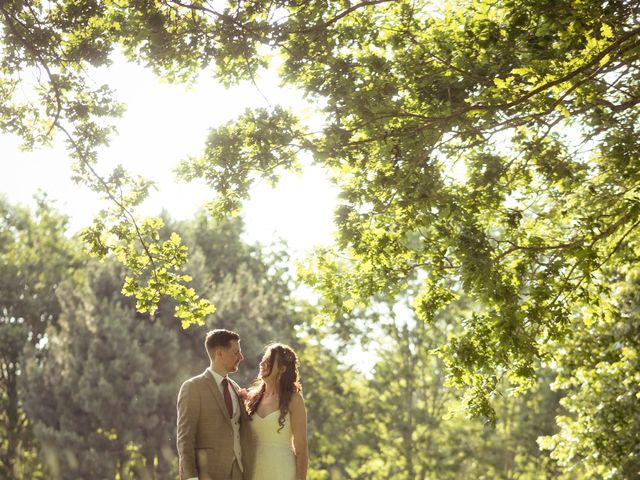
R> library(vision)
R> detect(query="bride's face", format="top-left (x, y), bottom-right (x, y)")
top-left (259, 352), bottom-right (273, 378)
top-left (259, 351), bottom-right (283, 381)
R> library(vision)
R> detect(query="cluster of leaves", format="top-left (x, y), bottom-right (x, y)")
top-left (539, 264), bottom-right (640, 479)
top-left (176, 106), bottom-right (309, 217)
top-left (0, 0), bottom-right (218, 325)
top-left (82, 210), bottom-right (215, 328)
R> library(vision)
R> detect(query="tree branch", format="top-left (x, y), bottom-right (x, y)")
top-left (290, 0), bottom-right (398, 34)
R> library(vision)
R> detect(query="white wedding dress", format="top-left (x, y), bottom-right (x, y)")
top-left (249, 410), bottom-right (296, 480)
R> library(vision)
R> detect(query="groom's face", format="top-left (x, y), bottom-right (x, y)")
top-left (219, 340), bottom-right (243, 374)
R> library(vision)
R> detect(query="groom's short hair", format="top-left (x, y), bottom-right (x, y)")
top-left (205, 329), bottom-right (240, 355)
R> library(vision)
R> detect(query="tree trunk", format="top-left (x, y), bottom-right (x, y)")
top-left (2, 361), bottom-right (19, 478)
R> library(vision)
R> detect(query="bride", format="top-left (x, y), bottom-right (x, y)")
top-left (244, 343), bottom-right (308, 480)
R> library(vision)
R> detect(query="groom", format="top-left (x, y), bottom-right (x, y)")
top-left (177, 329), bottom-right (251, 480)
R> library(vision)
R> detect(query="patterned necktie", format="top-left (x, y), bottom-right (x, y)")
top-left (221, 377), bottom-right (233, 418)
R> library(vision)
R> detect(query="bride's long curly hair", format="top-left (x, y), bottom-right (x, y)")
top-left (246, 343), bottom-right (302, 432)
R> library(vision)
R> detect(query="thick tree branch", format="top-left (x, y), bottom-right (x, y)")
top-left (294, 0), bottom-right (399, 34)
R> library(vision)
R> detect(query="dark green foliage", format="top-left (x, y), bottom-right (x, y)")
top-left (0, 196), bottom-right (76, 478)
top-left (18, 209), bottom-right (306, 477)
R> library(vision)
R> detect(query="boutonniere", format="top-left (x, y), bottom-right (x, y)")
top-left (237, 388), bottom-right (249, 401)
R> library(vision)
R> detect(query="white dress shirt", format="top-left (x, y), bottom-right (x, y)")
top-left (208, 367), bottom-right (240, 417)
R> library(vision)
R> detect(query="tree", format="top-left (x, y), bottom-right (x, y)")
top-left (23, 261), bottom-right (183, 479)
top-left (334, 297), bottom-right (574, 480)
top-left (539, 264), bottom-right (640, 479)
top-left (357, 315), bottom-right (458, 480)
top-left (180, 0), bottom-right (640, 419)
top-left (0, 196), bottom-right (76, 478)
top-left (177, 0), bottom-right (640, 456)
top-left (0, 0), bottom-right (217, 325)
top-left (3, 0), bottom-right (639, 470)
top-left (292, 325), bottom-right (370, 480)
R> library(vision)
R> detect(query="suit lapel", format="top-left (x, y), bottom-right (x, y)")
top-left (203, 369), bottom-right (231, 421)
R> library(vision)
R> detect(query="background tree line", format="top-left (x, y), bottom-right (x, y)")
top-left (2, 196), bottom-right (599, 479)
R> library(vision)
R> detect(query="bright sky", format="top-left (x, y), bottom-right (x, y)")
top-left (0, 57), bottom-right (380, 372)
top-left (0, 57), bottom-right (339, 258)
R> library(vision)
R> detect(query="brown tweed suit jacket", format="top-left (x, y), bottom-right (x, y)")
top-left (176, 370), bottom-right (253, 480)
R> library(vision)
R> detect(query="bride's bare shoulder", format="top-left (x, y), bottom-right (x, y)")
top-left (290, 391), bottom-right (305, 411)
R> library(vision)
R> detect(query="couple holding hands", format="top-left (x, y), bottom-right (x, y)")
top-left (176, 329), bottom-right (308, 480)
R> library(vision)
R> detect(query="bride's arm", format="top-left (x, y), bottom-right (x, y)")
top-left (290, 392), bottom-right (308, 480)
